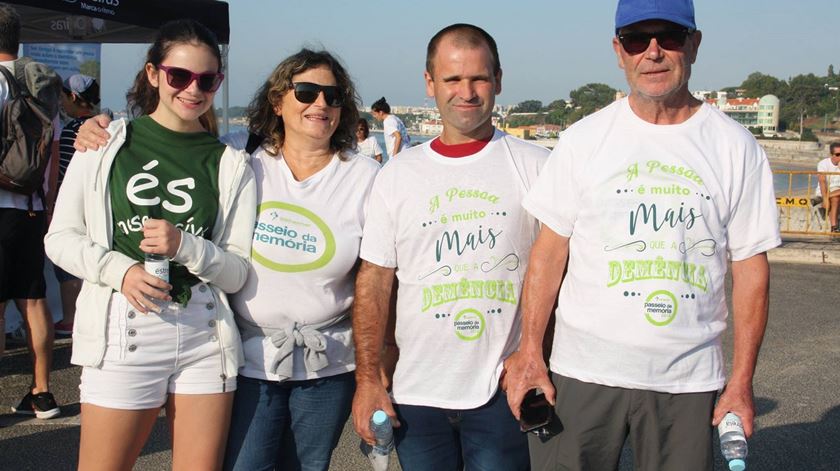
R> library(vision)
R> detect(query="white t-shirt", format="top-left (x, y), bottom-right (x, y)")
top-left (815, 157), bottom-right (840, 195)
top-left (383, 114), bottom-right (410, 157)
top-left (231, 148), bottom-right (379, 381)
top-left (356, 135), bottom-right (383, 161)
top-left (361, 129), bottom-right (548, 408)
top-left (229, 147), bottom-right (379, 381)
top-left (0, 60), bottom-right (60, 211)
top-left (523, 99), bottom-right (781, 394)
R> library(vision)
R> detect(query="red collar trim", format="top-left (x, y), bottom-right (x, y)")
top-left (430, 135), bottom-right (493, 158)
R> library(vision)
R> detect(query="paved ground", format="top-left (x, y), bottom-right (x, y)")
top-left (1, 258), bottom-right (838, 470)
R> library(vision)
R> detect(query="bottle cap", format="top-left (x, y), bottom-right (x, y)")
top-left (372, 410), bottom-right (388, 425)
top-left (728, 459), bottom-right (746, 471)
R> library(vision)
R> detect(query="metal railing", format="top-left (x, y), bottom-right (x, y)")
top-left (774, 170), bottom-right (840, 236)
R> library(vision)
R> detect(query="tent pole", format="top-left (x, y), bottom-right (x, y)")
top-left (222, 43), bottom-right (229, 135)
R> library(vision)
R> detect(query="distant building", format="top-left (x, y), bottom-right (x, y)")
top-left (692, 90), bottom-right (713, 100)
top-left (501, 123), bottom-right (561, 140)
top-left (707, 92), bottom-right (780, 136)
top-left (419, 119), bottom-right (444, 135)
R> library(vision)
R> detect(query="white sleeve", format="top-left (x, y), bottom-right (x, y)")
top-left (372, 137), bottom-right (383, 155)
top-left (359, 169), bottom-right (397, 268)
top-left (173, 153), bottom-right (256, 293)
top-left (45, 148), bottom-right (138, 291)
top-left (726, 142), bottom-right (782, 261)
top-left (521, 133), bottom-right (581, 237)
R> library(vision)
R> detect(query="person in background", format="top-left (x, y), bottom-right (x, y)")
top-left (503, 1), bottom-right (781, 469)
top-left (816, 141), bottom-right (840, 232)
top-left (356, 117), bottom-right (383, 163)
top-left (52, 73), bottom-right (101, 337)
top-left (45, 19), bottom-right (256, 470)
top-left (0, 2), bottom-right (62, 420)
top-left (371, 96), bottom-right (409, 158)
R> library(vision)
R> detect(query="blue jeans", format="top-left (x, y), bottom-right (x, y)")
top-left (394, 390), bottom-right (530, 471)
top-left (223, 372), bottom-right (355, 471)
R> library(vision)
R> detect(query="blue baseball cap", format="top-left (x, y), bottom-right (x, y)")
top-left (615, 0), bottom-right (696, 33)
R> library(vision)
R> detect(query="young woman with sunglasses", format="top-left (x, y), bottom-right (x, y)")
top-left (45, 19), bottom-right (256, 470)
top-left (72, 48), bottom-right (379, 471)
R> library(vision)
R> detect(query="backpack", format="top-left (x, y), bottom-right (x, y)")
top-left (0, 57), bottom-right (60, 197)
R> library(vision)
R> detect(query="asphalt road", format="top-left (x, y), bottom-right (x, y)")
top-left (1, 261), bottom-right (838, 470)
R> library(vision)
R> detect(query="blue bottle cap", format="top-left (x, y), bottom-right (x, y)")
top-left (372, 410), bottom-right (389, 425)
top-left (728, 459), bottom-right (746, 471)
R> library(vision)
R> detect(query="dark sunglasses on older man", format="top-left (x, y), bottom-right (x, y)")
top-left (157, 64), bottom-right (224, 93)
top-left (293, 82), bottom-right (343, 107)
top-left (617, 29), bottom-right (692, 55)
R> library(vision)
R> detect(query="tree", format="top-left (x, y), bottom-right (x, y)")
top-left (545, 99), bottom-right (568, 111)
top-left (512, 100), bottom-right (543, 113)
top-left (569, 83), bottom-right (616, 115)
top-left (781, 73), bottom-right (830, 126)
top-left (739, 72), bottom-right (785, 98)
top-left (829, 64), bottom-right (835, 78)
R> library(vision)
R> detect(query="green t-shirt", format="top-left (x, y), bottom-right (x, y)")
top-left (109, 116), bottom-right (224, 304)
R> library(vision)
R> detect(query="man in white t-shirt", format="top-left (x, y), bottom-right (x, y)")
top-left (353, 24), bottom-right (548, 470)
top-left (504, 1), bottom-right (781, 469)
top-left (815, 142), bottom-right (840, 232)
top-left (371, 97), bottom-right (410, 158)
top-left (0, 4), bottom-right (63, 419)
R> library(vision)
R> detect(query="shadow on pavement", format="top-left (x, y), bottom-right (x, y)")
top-left (747, 405), bottom-right (840, 471)
top-left (0, 415), bottom-right (170, 471)
top-left (0, 339), bottom-right (75, 376)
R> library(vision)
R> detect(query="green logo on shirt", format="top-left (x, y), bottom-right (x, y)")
top-left (252, 202), bottom-right (336, 272)
top-left (454, 308), bottom-right (485, 341)
top-left (643, 290), bottom-right (678, 326)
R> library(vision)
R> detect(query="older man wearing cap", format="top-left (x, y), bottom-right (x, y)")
top-left (503, 0), bottom-right (781, 469)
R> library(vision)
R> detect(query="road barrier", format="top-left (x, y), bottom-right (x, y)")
top-left (774, 170), bottom-right (840, 236)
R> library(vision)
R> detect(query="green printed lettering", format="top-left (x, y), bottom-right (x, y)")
top-left (606, 258), bottom-right (709, 292)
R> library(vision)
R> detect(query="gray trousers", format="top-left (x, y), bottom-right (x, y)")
top-left (528, 374), bottom-right (716, 471)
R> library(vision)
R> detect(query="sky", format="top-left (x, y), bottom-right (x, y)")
top-left (96, 0), bottom-right (840, 111)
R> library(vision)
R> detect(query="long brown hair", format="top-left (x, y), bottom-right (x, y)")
top-left (125, 19), bottom-right (222, 135)
top-left (246, 48), bottom-right (360, 157)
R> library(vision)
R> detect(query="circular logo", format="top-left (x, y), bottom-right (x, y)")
top-left (644, 290), bottom-right (677, 326)
top-left (453, 308), bottom-right (485, 341)
top-left (252, 202), bottom-right (336, 273)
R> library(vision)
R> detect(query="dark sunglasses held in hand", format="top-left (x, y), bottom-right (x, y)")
top-left (617, 29), bottom-right (692, 55)
top-left (293, 82), bottom-right (344, 108)
top-left (157, 64), bottom-right (224, 93)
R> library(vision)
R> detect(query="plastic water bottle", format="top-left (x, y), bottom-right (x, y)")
top-left (144, 253), bottom-right (171, 311)
top-left (144, 253), bottom-right (170, 283)
top-left (718, 412), bottom-right (748, 471)
top-left (360, 409), bottom-right (393, 471)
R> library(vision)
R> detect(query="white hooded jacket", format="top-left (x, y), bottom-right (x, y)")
top-left (45, 119), bottom-right (257, 379)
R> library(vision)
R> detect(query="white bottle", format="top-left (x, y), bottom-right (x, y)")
top-left (144, 253), bottom-right (170, 311)
top-left (718, 412), bottom-right (748, 471)
top-left (144, 253), bottom-right (170, 282)
top-left (360, 409), bottom-right (393, 471)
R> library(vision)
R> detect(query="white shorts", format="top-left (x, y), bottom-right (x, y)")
top-left (80, 283), bottom-right (237, 410)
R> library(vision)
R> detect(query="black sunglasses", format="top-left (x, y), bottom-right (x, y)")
top-left (617, 29), bottom-right (692, 55)
top-left (157, 64), bottom-right (224, 93)
top-left (292, 82), bottom-right (343, 107)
